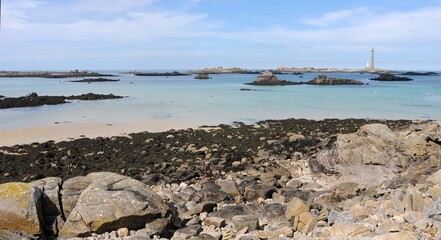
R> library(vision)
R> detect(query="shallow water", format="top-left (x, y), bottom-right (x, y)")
top-left (1, 71), bottom-right (440, 131)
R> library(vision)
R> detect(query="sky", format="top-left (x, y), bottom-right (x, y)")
top-left (1, 0), bottom-right (441, 71)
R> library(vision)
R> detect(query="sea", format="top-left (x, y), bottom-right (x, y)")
top-left (1, 71), bottom-right (440, 131)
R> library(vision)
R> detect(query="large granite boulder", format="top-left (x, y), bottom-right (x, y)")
top-left (0, 182), bottom-right (44, 235)
top-left (59, 172), bottom-right (169, 237)
top-left (307, 74), bottom-right (364, 85)
top-left (31, 177), bottom-right (63, 236)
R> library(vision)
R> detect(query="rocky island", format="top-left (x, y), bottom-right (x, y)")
top-left (246, 71), bottom-right (299, 86)
top-left (0, 118), bottom-right (440, 239)
top-left (69, 78), bottom-right (120, 83)
top-left (130, 71), bottom-right (188, 77)
top-left (371, 73), bottom-right (413, 81)
top-left (247, 72), bottom-right (364, 86)
top-left (194, 73), bottom-right (210, 79)
top-left (0, 92), bottom-right (124, 109)
top-left (400, 71), bottom-right (439, 76)
top-left (188, 67), bottom-right (261, 75)
top-left (0, 71), bottom-right (115, 78)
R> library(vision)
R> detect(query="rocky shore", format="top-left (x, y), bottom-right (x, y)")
top-left (2, 118), bottom-right (441, 239)
top-left (0, 92), bottom-right (124, 109)
top-left (0, 71), bottom-right (115, 78)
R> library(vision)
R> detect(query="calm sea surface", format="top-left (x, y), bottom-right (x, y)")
top-left (1, 71), bottom-right (440, 131)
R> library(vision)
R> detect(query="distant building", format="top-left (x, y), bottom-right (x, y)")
top-left (366, 48), bottom-right (375, 70)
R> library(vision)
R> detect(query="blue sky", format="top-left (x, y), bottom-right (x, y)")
top-left (1, 0), bottom-right (441, 70)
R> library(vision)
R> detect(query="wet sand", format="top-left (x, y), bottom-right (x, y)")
top-left (0, 119), bottom-right (200, 147)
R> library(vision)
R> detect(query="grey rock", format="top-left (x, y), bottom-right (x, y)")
top-left (31, 177), bottom-right (63, 235)
top-left (171, 224), bottom-right (202, 240)
top-left (59, 172), bottom-right (169, 237)
top-left (426, 198), bottom-right (441, 221)
top-left (244, 183), bottom-right (276, 201)
top-left (232, 215), bottom-right (259, 231)
top-left (328, 210), bottom-right (355, 226)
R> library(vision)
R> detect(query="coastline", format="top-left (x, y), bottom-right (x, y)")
top-left (0, 119), bottom-right (201, 147)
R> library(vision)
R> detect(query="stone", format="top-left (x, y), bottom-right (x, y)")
top-left (232, 215), bottom-right (259, 231)
top-left (403, 211), bottom-right (424, 224)
top-left (314, 124), bottom-right (406, 186)
top-left (330, 222), bottom-right (371, 237)
top-left (260, 203), bottom-right (286, 225)
top-left (30, 177), bottom-right (63, 235)
top-left (203, 217), bottom-right (225, 228)
top-left (414, 219), bottom-right (428, 230)
top-left (376, 219), bottom-right (401, 234)
top-left (197, 229), bottom-right (222, 240)
top-left (288, 134), bottom-right (305, 142)
top-left (244, 183), bottom-right (276, 201)
top-left (372, 232), bottom-right (417, 240)
top-left (218, 180), bottom-right (240, 198)
top-left (426, 198), bottom-right (441, 222)
top-left (328, 210), bottom-right (355, 226)
top-left (117, 227), bottom-right (129, 237)
top-left (171, 225), bottom-right (202, 240)
top-left (188, 201), bottom-right (217, 215)
top-left (145, 218), bottom-right (169, 236)
top-left (294, 211), bottom-right (316, 235)
top-left (286, 179), bottom-right (303, 188)
top-left (426, 169), bottom-right (441, 185)
top-left (59, 172), bottom-right (169, 237)
top-left (285, 197), bottom-right (309, 221)
top-left (0, 182), bottom-right (44, 235)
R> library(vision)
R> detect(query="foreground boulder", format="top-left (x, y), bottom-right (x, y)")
top-left (0, 182), bottom-right (44, 236)
top-left (313, 122), bottom-right (441, 186)
top-left (59, 172), bottom-right (169, 237)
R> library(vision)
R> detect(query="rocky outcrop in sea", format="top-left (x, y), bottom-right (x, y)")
top-left (371, 73), bottom-right (413, 81)
top-left (247, 72), bottom-right (364, 86)
top-left (1, 119), bottom-right (440, 239)
top-left (194, 73), bottom-right (210, 79)
top-left (0, 92), bottom-right (124, 109)
top-left (306, 74), bottom-right (364, 85)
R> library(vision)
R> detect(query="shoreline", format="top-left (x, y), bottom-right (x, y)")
top-left (0, 119), bottom-right (201, 147)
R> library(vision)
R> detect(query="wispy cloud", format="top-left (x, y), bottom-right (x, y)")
top-left (302, 7), bottom-right (371, 27)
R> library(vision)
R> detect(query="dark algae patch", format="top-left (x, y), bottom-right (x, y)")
top-left (0, 118), bottom-right (413, 184)
top-left (0, 92), bottom-right (124, 109)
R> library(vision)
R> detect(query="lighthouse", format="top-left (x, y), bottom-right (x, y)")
top-left (371, 48), bottom-right (375, 70)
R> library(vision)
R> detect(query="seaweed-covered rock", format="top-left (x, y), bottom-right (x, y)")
top-left (371, 73), bottom-right (413, 81)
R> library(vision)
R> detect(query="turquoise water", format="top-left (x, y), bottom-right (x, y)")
top-left (1, 72), bottom-right (440, 131)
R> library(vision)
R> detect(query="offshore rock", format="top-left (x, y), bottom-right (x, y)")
top-left (247, 71), bottom-right (297, 86)
top-left (0, 182), bottom-right (44, 235)
top-left (59, 172), bottom-right (169, 237)
top-left (194, 73), bottom-right (210, 79)
top-left (371, 73), bottom-right (413, 81)
top-left (307, 74), bottom-right (364, 85)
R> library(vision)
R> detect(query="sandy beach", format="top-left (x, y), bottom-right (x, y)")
top-left (0, 119), bottom-right (200, 147)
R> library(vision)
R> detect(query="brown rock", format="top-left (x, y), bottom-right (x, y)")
top-left (0, 182), bottom-right (43, 235)
top-left (285, 197), bottom-right (309, 221)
